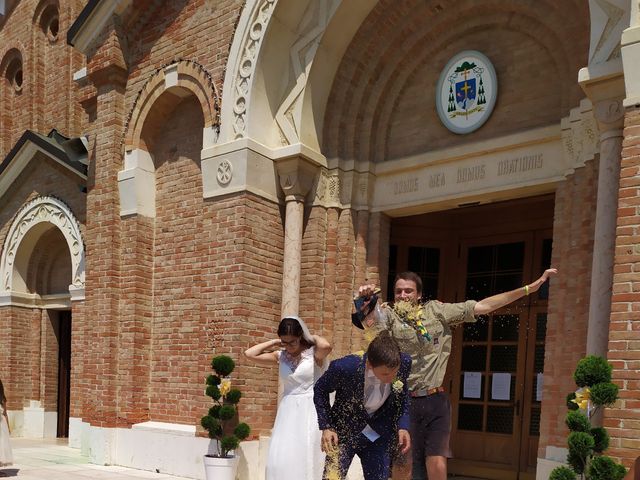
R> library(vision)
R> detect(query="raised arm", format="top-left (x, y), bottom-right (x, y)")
top-left (244, 339), bottom-right (281, 364)
top-left (312, 335), bottom-right (332, 367)
top-left (474, 268), bottom-right (557, 315)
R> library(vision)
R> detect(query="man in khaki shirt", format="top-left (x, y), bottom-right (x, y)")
top-left (357, 268), bottom-right (556, 480)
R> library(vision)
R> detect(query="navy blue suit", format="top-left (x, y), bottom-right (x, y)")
top-left (314, 353), bottom-right (411, 480)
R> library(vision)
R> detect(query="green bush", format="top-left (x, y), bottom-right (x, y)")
top-left (567, 450), bottom-right (586, 474)
top-left (549, 466), bottom-right (576, 480)
top-left (587, 455), bottom-right (626, 480)
top-left (566, 411), bottom-right (590, 432)
top-left (212, 356), bottom-right (235, 377)
top-left (590, 427), bottom-right (609, 453)
top-left (557, 355), bottom-right (624, 479)
top-left (219, 405), bottom-right (236, 421)
top-left (234, 422), bottom-right (250, 440)
top-left (206, 384), bottom-right (221, 400)
top-left (589, 382), bottom-right (618, 407)
top-left (573, 356), bottom-right (612, 387)
top-left (567, 431), bottom-right (594, 458)
top-left (226, 389), bottom-right (242, 404)
top-left (201, 355), bottom-right (251, 458)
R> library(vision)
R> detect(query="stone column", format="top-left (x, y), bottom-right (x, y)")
top-left (587, 98), bottom-right (624, 356)
top-left (275, 157), bottom-right (319, 317)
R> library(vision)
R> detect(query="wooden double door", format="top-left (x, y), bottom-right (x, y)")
top-left (388, 195), bottom-right (554, 480)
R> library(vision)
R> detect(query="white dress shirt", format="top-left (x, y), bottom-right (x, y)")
top-left (363, 367), bottom-right (391, 416)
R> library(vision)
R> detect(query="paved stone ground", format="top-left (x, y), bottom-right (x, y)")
top-left (0, 438), bottom-right (486, 479)
top-left (0, 438), bottom-right (192, 479)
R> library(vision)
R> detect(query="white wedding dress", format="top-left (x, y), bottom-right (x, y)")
top-left (0, 405), bottom-right (12, 467)
top-left (266, 346), bottom-right (325, 480)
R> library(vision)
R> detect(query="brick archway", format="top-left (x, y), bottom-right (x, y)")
top-left (124, 60), bottom-right (220, 152)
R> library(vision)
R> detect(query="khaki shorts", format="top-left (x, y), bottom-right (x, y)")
top-left (394, 391), bottom-right (452, 475)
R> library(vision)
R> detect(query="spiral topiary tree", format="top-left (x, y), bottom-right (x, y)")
top-left (549, 355), bottom-right (626, 480)
top-left (200, 355), bottom-right (251, 458)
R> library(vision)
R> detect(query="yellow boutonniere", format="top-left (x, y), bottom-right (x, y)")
top-left (392, 379), bottom-right (404, 393)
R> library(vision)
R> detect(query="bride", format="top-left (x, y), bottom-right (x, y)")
top-left (245, 316), bottom-right (331, 480)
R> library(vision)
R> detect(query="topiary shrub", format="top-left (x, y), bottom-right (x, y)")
top-left (549, 355), bottom-right (626, 480)
top-left (200, 355), bottom-right (251, 458)
top-left (549, 466), bottom-right (576, 480)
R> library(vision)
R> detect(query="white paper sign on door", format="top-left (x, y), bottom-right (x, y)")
top-left (491, 372), bottom-right (511, 400)
top-left (463, 371), bottom-right (482, 399)
top-left (536, 373), bottom-right (544, 402)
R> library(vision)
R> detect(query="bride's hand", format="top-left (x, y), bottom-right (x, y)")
top-left (321, 429), bottom-right (339, 453)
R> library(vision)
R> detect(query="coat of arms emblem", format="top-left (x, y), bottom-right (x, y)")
top-left (436, 51), bottom-right (497, 134)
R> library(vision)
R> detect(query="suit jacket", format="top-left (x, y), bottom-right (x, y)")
top-left (313, 352), bottom-right (411, 444)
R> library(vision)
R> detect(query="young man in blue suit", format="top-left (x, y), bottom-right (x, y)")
top-left (314, 331), bottom-right (412, 480)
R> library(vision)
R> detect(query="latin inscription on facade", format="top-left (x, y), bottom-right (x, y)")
top-left (429, 173), bottom-right (446, 188)
top-left (393, 177), bottom-right (419, 195)
top-left (498, 153), bottom-right (543, 176)
top-left (457, 165), bottom-right (485, 183)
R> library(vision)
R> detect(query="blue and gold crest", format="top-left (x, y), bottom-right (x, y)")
top-left (436, 51), bottom-right (497, 135)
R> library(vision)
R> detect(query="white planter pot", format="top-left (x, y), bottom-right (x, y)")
top-left (203, 455), bottom-right (239, 480)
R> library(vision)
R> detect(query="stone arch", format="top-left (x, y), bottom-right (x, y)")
top-left (0, 196), bottom-right (85, 299)
top-left (124, 60), bottom-right (220, 152)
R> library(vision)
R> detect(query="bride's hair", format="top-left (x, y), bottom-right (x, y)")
top-left (278, 317), bottom-right (314, 347)
top-left (0, 379), bottom-right (6, 406)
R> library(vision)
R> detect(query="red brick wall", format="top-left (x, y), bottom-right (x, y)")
top-left (196, 192), bottom-right (285, 436)
top-left (0, 306), bottom-right (41, 409)
top-left (606, 107), bottom-right (640, 468)
top-left (148, 96), bottom-right (205, 424)
top-left (0, 0), bottom-right (85, 158)
top-left (537, 160), bottom-right (598, 456)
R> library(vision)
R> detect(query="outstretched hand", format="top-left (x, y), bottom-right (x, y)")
top-left (528, 268), bottom-right (557, 294)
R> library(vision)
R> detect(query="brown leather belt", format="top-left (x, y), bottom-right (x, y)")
top-left (410, 386), bottom-right (445, 398)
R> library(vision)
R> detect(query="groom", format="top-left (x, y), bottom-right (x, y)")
top-left (314, 331), bottom-right (411, 480)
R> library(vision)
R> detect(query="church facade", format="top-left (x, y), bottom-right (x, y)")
top-left (1, 1), bottom-right (638, 479)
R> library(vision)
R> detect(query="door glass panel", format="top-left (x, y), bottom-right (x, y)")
top-left (463, 315), bottom-right (488, 341)
top-left (529, 312), bottom-right (547, 438)
top-left (462, 345), bottom-right (487, 371)
top-left (492, 314), bottom-right (519, 341)
top-left (487, 405), bottom-right (514, 433)
top-left (466, 242), bottom-right (524, 298)
top-left (387, 244), bottom-right (398, 301)
top-left (458, 404), bottom-right (483, 431)
top-left (408, 246), bottom-right (440, 301)
top-left (529, 408), bottom-right (541, 435)
top-left (490, 345), bottom-right (518, 372)
top-left (538, 239), bottom-right (553, 300)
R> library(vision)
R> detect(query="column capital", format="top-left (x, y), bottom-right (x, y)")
top-left (579, 67), bottom-right (625, 130)
top-left (275, 156), bottom-right (321, 201)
